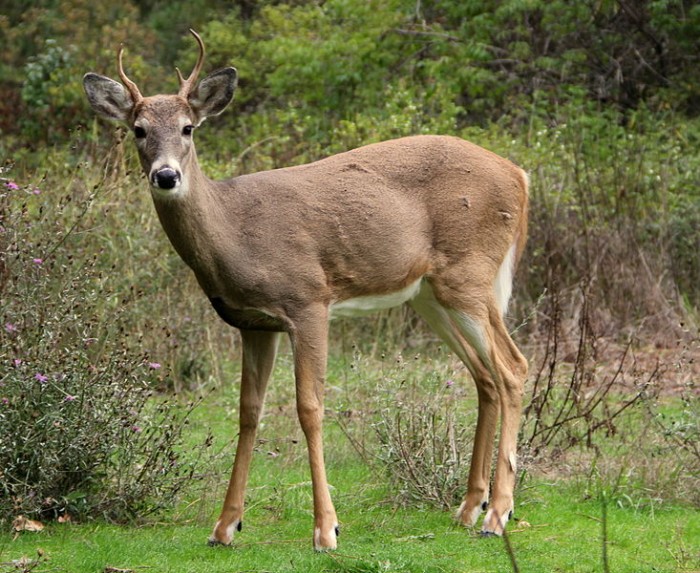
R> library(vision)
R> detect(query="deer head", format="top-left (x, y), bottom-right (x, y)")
top-left (83, 29), bottom-right (237, 197)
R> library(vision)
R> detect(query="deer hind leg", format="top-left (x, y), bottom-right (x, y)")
top-left (486, 315), bottom-right (529, 534)
top-left (411, 281), bottom-right (527, 535)
top-left (289, 305), bottom-right (339, 551)
top-left (410, 285), bottom-right (496, 525)
top-left (450, 307), bottom-right (527, 535)
top-left (210, 330), bottom-right (280, 546)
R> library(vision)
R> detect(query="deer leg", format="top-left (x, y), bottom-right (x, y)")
top-left (289, 305), bottom-right (339, 551)
top-left (449, 308), bottom-right (527, 535)
top-left (441, 308), bottom-right (506, 530)
top-left (209, 330), bottom-right (280, 546)
top-left (481, 312), bottom-right (527, 535)
top-left (413, 275), bottom-right (526, 535)
top-left (458, 373), bottom-right (500, 527)
top-left (447, 307), bottom-right (527, 535)
top-left (411, 285), bottom-right (499, 527)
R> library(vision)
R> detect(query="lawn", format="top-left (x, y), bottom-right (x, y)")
top-left (2, 351), bottom-right (699, 573)
top-left (3, 461), bottom-right (698, 572)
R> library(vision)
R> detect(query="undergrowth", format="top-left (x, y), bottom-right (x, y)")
top-left (0, 164), bottom-right (216, 523)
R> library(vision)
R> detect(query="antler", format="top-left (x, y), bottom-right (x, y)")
top-left (176, 29), bottom-right (205, 98)
top-left (117, 44), bottom-right (144, 104)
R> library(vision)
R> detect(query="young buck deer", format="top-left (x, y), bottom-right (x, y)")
top-left (83, 30), bottom-right (529, 550)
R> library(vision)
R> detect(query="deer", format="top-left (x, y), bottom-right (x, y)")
top-left (83, 29), bottom-right (529, 551)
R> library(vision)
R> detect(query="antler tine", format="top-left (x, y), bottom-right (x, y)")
top-left (177, 29), bottom-right (206, 98)
top-left (117, 44), bottom-right (144, 104)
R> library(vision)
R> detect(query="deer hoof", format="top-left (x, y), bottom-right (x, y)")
top-left (208, 519), bottom-right (241, 546)
top-left (480, 507), bottom-right (512, 536)
top-left (313, 524), bottom-right (339, 552)
top-left (456, 499), bottom-right (488, 527)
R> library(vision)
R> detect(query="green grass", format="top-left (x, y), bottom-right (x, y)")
top-left (2, 352), bottom-right (699, 573)
top-left (2, 468), bottom-right (698, 572)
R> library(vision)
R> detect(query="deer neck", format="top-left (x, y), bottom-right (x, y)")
top-left (150, 152), bottom-right (220, 276)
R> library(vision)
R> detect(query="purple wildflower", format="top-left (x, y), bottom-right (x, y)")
top-left (446, 379), bottom-right (455, 388)
top-left (1, 397), bottom-right (9, 406)
top-left (34, 373), bottom-right (48, 383)
top-left (32, 258), bottom-right (43, 265)
top-left (148, 362), bottom-right (161, 370)
top-left (5, 323), bottom-right (17, 333)
top-left (13, 359), bottom-right (22, 367)
top-left (5, 181), bottom-right (19, 191)
top-left (64, 395), bottom-right (76, 402)
top-left (131, 425), bottom-right (142, 433)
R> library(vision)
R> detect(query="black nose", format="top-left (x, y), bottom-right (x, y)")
top-left (153, 167), bottom-right (180, 190)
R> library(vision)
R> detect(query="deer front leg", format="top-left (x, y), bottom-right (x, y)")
top-left (210, 330), bottom-right (280, 546)
top-left (289, 306), bottom-right (339, 551)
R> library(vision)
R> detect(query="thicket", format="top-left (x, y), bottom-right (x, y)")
top-left (1, 0), bottom-right (699, 522)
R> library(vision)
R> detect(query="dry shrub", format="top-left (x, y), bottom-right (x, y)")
top-left (373, 371), bottom-right (473, 510)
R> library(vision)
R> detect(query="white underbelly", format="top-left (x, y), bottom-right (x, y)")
top-left (329, 278), bottom-right (423, 319)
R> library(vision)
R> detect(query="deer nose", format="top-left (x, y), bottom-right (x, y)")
top-left (152, 167), bottom-right (181, 190)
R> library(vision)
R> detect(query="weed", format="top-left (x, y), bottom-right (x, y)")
top-left (370, 358), bottom-right (474, 510)
top-left (0, 167), bottom-right (213, 523)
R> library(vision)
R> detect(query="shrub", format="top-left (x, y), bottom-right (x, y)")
top-left (371, 356), bottom-right (475, 510)
top-left (0, 163), bottom-right (212, 523)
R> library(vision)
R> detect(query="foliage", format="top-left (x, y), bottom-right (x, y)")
top-left (0, 159), bottom-right (214, 522)
top-left (517, 100), bottom-right (700, 334)
top-left (372, 361), bottom-right (473, 509)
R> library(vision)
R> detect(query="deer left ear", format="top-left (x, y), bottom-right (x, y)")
top-left (188, 67), bottom-right (237, 125)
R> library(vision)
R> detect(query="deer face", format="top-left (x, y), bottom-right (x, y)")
top-left (131, 96), bottom-right (197, 196)
top-left (83, 30), bottom-right (237, 198)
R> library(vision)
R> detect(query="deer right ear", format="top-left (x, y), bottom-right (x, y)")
top-left (83, 73), bottom-right (134, 122)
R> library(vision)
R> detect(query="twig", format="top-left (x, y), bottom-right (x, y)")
top-left (601, 492), bottom-right (610, 573)
top-left (502, 530), bottom-right (520, 573)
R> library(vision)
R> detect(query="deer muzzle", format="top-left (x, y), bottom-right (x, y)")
top-left (152, 166), bottom-right (181, 190)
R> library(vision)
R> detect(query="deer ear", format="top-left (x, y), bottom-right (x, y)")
top-left (188, 67), bottom-right (237, 124)
top-left (83, 73), bottom-right (135, 122)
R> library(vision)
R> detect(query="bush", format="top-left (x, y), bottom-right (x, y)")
top-left (371, 356), bottom-right (475, 510)
top-left (0, 161), bottom-right (212, 523)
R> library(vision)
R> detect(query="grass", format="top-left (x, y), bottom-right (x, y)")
top-left (3, 466), bottom-right (699, 572)
top-left (2, 354), bottom-right (699, 573)
top-left (2, 459), bottom-right (699, 572)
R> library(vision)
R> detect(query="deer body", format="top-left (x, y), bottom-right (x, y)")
top-left (84, 31), bottom-right (529, 551)
top-left (156, 135), bottom-right (524, 329)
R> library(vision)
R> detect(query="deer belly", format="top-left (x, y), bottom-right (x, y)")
top-left (329, 278), bottom-right (423, 319)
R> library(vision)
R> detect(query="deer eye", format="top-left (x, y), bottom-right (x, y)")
top-left (182, 125), bottom-right (194, 136)
top-left (134, 126), bottom-right (147, 139)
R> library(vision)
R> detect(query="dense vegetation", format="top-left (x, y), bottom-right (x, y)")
top-left (1, 0), bottom-right (698, 530)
